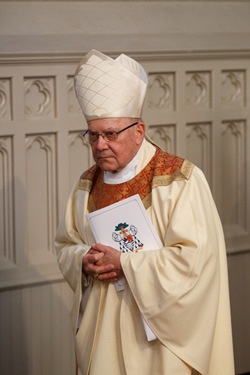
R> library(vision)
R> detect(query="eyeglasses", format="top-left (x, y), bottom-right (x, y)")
top-left (82, 122), bottom-right (139, 144)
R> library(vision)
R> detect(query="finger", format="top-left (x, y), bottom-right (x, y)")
top-left (94, 263), bottom-right (115, 274)
top-left (91, 243), bottom-right (107, 252)
top-left (89, 249), bottom-right (99, 255)
top-left (98, 271), bottom-right (117, 282)
top-left (84, 252), bottom-right (104, 265)
top-left (82, 253), bottom-right (103, 274)
top-left (89, 251), bottom-right (104, 263)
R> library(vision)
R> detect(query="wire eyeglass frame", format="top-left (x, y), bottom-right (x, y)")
top-left (82, 121), bottom-right (139, 144)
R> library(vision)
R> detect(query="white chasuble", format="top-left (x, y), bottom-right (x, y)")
top-left (55, 139), bottom-right (234, 375)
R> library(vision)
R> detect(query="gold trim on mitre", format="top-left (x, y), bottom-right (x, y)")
top-left (74, 49), bottom-right (148, 121)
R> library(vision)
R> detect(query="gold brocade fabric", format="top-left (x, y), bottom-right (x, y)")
top-left (78, 147), bottom-right (194, 213)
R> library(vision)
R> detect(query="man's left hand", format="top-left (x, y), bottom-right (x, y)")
top-left (89, 243), bottom-right (124, 283)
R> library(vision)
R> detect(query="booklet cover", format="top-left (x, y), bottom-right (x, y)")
top-left (87, 194), bottom-right (162, 253)
top-left (86, 194), bottom-right (162, 341)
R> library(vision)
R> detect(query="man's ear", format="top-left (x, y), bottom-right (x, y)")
top-left (135, 121), bottom-right (146, 144)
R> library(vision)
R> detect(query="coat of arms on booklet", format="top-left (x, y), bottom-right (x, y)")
top-left (112, 222), bottom-right (144, 253)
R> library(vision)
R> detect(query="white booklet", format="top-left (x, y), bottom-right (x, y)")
top-left (86, 194), bottom-right (163, 341)
top-left (87, 194), bottom-right (162, 253)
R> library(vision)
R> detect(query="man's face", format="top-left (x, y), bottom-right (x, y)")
top-left (87, 117), bottom-right (145, 173)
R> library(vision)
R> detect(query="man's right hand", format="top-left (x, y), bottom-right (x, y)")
top-left (82, 249), bottom-right (118, 283)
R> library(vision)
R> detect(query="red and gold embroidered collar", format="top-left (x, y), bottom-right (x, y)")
top-left (78, 147), bottom-right (193, 213)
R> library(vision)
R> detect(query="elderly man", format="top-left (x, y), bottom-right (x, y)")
top-left (55, 50), bottom-right (234, 375)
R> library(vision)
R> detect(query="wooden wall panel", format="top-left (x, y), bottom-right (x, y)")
top-left (143, 59), bottom-right (250, 254)
top-left (26, 133), bottom-right (57, 264)
top-left (0, 52), bottom-right (250, 374)
top-left (0, 136), bottom-right (15, 269)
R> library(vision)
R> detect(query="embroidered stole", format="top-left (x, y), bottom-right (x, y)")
top-left (78, 147), bottom-right (194, 213)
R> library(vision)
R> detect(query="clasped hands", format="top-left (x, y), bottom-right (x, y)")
top-left (82, 243), bottom-right (124, 283)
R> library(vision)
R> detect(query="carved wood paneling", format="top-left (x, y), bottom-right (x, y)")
top-left (144, 62), bottom-right (250, 257)
top-left (0, 79), bottom-right (12, 120)
top-left (25, 133), bottom-right (57, 264)
top-left (186, 71), bottom-right (211, 109)
top-left (0, 51), bottom-right (250, 375)
top-left (0, 56), bottom-right (248, 275)
top-left (67, 75), bottom-right (82, 116)
top-left (0, 136), bottom-right (15, 269)
top-left (221, 70), bottom-right (246, 108)
top-left (221, 120), bottom-right (247, 231)
top-left (69, 131), bottom-right (93, 187)
top-left (186, 122), bottom-right (212, 183)
top-left (148, 73), bottom-right (175, 111)
top-left (24, 77), bottom-right (56, 119)
top-left (148, 124), bottom-right (176, 155)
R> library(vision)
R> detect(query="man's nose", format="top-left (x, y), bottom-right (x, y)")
top-left (95, 134), bottom-right (109, 149)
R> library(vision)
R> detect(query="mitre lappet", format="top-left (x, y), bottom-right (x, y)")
top-left (74, 49), bottom-right (148, 121)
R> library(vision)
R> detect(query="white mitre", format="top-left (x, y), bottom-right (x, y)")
top-left (74, 49), bottom-right (148, 121)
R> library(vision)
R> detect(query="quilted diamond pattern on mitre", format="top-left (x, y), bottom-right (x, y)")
top-left (76, 62), bottom-right (136, 116)
top-left (74, 50), bottom-right (148, 120)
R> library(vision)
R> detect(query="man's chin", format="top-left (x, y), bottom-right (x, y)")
top-left (97, 161), bottom-right (117, 173)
